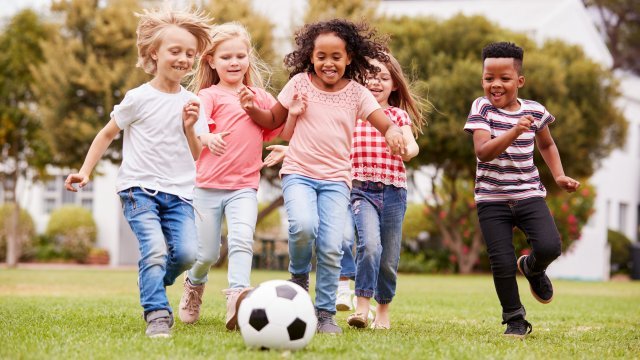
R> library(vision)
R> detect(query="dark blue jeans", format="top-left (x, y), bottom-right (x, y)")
top-left (477, 197), bottom-right (561, 318)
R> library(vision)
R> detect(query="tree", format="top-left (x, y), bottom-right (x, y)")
top-left (0, 10), bottom-right (50, 266)
top-left (376, 14), bottom-right (627, 272)
top-left (303, 0), bottom-right (379, 23)
top-left (32, 0), bottom-right (147, 170)
top-left (584, 0), bottom-right (640, 74)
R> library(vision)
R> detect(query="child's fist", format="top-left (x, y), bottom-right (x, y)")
top-left (183, 99), bottom-right (200, 128)
top-left (385, 126), bottom-right (407, 156)
top-left (556, 175), bottom-right (580, 193)
top-left (238, 86), bottom-right (256, 112)
top-left (514, 115), bottom-right (534, 135)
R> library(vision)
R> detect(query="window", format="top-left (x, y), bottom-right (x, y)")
top-left (619, 202), bottom-right (628, 235)
top-left (81, 198), bottom-right (93, 210)
top-left (42, 175), bottom-right (94, 213)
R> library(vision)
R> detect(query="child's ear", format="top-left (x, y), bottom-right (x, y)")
top-left (150, 49), bottom-right (158, 61)
top-left (518, 75), bottom-right (525, 88)
top-left (206, 55), bottom-right (215, 69)
top-left (346, 53), bottom-right (352, 66)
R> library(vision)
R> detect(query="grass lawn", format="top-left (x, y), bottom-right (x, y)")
top-left (1, 267), bottom-right (639, 359)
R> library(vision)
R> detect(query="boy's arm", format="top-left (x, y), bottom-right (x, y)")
top-left (65, 119), bottom-right (121, 192)
top-left (367, 108), bottom-right (406, 156)
top-left (536, 127), bottom-right (580, 192)
top-left (473, 115), bottom-right (534, 162)
top-left (238, 87), bottom-right (288, 130)
top-left (185, 126), bottom-right (202, 160)
top-left (401, 125), bottom-right (419, 161)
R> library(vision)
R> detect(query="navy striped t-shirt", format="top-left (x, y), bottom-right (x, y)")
top-left (464, 97), bottom-right (555, 203)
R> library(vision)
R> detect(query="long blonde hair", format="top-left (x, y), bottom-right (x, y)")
top-left (188, 22), bottom-right (270, 93)
top-left (135, 6), bottom-right (212, 75)
top-left (381, 53), bottom-right (429, 137)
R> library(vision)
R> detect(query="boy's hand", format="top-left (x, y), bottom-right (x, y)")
top-left (556, 175), bottom-right (580, 193)
top-left (385, 126), bottom-right (407, 156)
top-left (514, 115), bottom-right (534, 135)
top-left (263, 145), bottom-right (288, 167)
top-left (183, 100), bottom-right (200, 129)
top-left (204, 131), bottom-right (231, 156)
top-left (64, 173), bottom-right (89, 192)
top-left (238, 86), bottom-right (256, 112)
top-left (289, 91), bottom-right (307, 116)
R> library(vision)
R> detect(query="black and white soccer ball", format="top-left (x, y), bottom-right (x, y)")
top-left (238, 280), bottom-right (317, 350)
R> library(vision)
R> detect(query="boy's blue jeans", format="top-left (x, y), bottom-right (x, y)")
top-left (119, 187), bottom-right (198, 316)
top-left (282, 174), bottom-right (350, 314)
top-left (477, 197), bottom-right (561, 319)
top-left (340, 204), bottom-right (356, 280)
top-left (351, 181), bottom-right (407, 304)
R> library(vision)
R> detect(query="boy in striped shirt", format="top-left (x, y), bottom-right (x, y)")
top-left (464, 42), bottom-right (580, 338)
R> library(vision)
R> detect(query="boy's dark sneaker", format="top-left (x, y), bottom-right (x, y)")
top-left (288, 273), bottom-right (309, 292)
top-left (145, 309), bottom-right (174, 338)
top-left (517, 255), bottom-right (554, 304)
top-left (316, 310), bottom-right (342, 334)
top-left (503, 318), bottom-right (533, 339)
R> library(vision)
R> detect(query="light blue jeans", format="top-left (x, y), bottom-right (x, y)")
top-left (118, 187), bottom-right (198, 316)
top-left (351, 181), bottom-right (407, 304)
top-left (188, 188), bottom-right (257, 289)
top-left (341, 206), bottom-right (356, 279)
top-left (282, 174), bottom-right (350, 314)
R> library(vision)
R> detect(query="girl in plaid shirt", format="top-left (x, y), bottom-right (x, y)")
top-left (264, 53), bottom-right (426, 330)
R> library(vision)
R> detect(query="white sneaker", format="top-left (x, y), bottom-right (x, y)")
top-left (352, 296), bottom-right (375, 321)
top-left (336, 289), bottom-right (353, 311)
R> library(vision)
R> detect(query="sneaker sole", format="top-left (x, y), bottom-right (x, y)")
top-left (347, 316), bottom-right (368, 329)
top-left (517, 255), bottom-right (553, 304)
top-left (336, 303), bottom-right (351, 311)
top-left (226, 288), bottom-right (252, 331)
top-left (148, 333), bottom-right (171, 338)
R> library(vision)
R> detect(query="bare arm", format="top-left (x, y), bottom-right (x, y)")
top-left (536, 126), bottom-right (580, 192)
top-left (279, 92), bottom-right (307, 141)
top-left (401, 125), bottom-right (419, 161)
top-left (64, 119), bottom-right (120, 191)
top-left (182, 100), bottom-right (203, 160)
top-left (238, 87), bottom-right (288, 130)
top-left (367, 108), bottom-right (407, 156)
top-left (473, 115), bottom-right (533, 162)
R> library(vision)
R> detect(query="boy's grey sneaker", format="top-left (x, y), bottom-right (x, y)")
top-left (316, 310), bottom-right (342, 334)
top-left (288, 273), bottom-right (309, 292)
top-left (517, 255), bottom-right (554, 304)
top-left (145, 309), bottom-right (174, 338)
top-left (502, 318), bottom-right (532, 339)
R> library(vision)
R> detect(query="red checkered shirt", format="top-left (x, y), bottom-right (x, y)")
top-left (351, 106), bottom-right (411, 188)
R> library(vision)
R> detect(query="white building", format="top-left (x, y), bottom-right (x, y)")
top-left (4, 0), bottom-right (639, 279)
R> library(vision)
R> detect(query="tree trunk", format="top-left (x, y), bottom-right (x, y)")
top-left (6, 199), bottom-right (20, 267)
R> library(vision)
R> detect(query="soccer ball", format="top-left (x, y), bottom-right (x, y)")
top-left (238, 280), bottom-right (317, 351)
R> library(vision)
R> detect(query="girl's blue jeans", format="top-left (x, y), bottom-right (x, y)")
top-left (118, 187), bottom-right (198, 316)
top-left (340, 204), bottom-right (356, 279)
top-left (188, 188), bottom-right (257, 289)
top-left (282, 174), bottom-right (350, 314)
top-left (351, 181), bottom-right (407, 304)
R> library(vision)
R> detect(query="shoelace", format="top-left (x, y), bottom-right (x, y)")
top-left (183, 288), bottom-right (202, 312)
top-left (318, 312), bottom-right (337, 325)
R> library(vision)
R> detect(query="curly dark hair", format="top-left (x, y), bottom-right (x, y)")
top-left (481, 42), bottom-right (524, 73)
top-left (284, 18), bottom-right (389, 85)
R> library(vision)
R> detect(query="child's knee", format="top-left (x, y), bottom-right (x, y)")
top-left (489, 252), bottom-right (518, 277)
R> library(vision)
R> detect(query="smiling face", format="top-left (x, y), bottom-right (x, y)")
top-left (208, 36), bottom-right (250, 90)
top-left (310, 32), bottom-right (351, 91)
top-left (151, 25), bottom-right (198, 87)
top-left (482, 57), bottom-right (525, 111)
top-left (365, 58), bottom-right (395, 107)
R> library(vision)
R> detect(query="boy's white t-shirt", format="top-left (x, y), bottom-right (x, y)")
top-left (111, 83), bottom-right (208, 200)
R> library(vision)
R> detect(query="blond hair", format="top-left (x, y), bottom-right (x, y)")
top-left (135, 6), bottom-right (213, 75)
top-left (381, 53), bottom-right (429, 137)
top-left (188, 22), bottom-right (270, 93)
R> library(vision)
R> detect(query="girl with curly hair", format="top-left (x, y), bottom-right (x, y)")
top-left (238, 18), bottom-right (406, 334)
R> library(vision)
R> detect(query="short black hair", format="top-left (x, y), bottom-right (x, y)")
top-left (481, 42), bottom-right (524, 73)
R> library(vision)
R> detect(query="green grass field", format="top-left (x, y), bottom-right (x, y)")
top-left (1, 267), bottom-right (639, 359)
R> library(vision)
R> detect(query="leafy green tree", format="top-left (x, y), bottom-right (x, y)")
top-left (32, 0), bottom-right (147, 170)
top-left (303, 0), bottom-right (379, 23)
top-left (0, 10), bottom-right (50, 266)
top-left (376, 14), bottom-right (626, 272)
top-left (584, 0), bottom-right (640, 74)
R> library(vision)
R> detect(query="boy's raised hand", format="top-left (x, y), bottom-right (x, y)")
top-left (289, 91), bottom-right (307, 116)
top-left (385, 126), bottom-right (407, 156)
top-left (514, 115), bottom-right (534, 135)
top-left (263, 145), bottom-right (288, 167)
top-left (183, 99), bottom-right (201, 128)
top-left (64, 173), bottom-right (89, 192)
top-left (203, 131), bottom-right (231, 156)
top-left (556, 175), bottom-right (580, 193)
top-left (238, 86), bottom-right (256, 112)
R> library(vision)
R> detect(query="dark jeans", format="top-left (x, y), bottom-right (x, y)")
top-left (477, 197), bottom-right (561, 318)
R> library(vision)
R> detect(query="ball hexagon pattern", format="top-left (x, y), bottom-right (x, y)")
top-left (238, 280), bottom-right (317, 350)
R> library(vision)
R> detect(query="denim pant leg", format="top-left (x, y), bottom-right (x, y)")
top-left (158, 192), bottom-right (198, 288)
top-left (340, 205), bottom-right (357, 280)
top-left (314, 180), bottom-right (350, 313)
top-left (119, 188), bottom-right (170, 315)
top-left (189, 188), bottom-right (225, 285)
top-left (352, 188), bottom-right (383, 299)
top-left (223, 189), bottom-right (258, 289)
top-left (477, 201), bottom-right (523, 315)
top-left (282, 175), bottom-right (319, 276)
top-left (376, 186), bottom-right (406, 304)
top-left (514, 198), bottom-right (562, 273)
